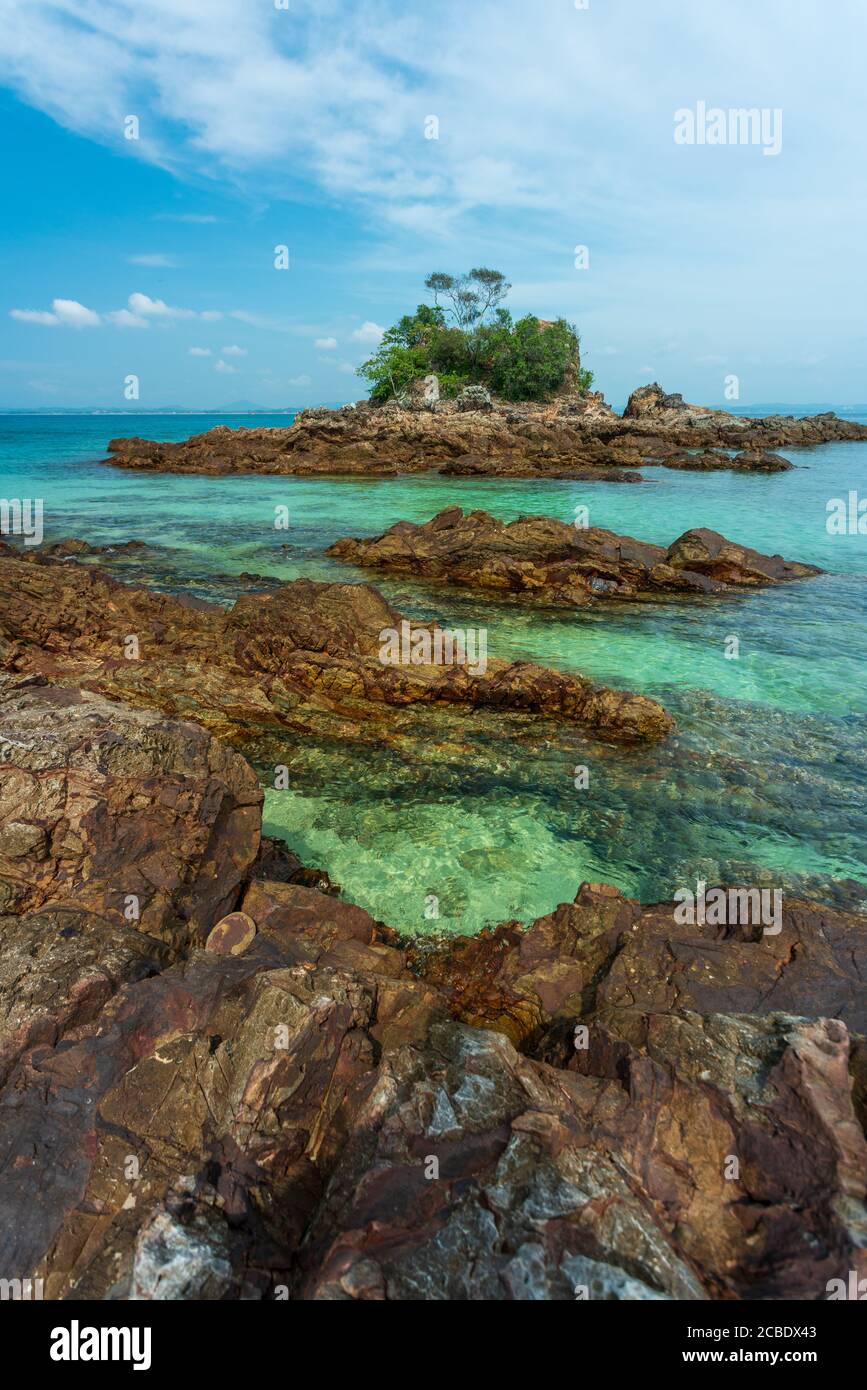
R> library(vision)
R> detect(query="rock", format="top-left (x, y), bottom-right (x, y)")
top-left (456, 384), bottom-right (493, 412)
top-left (130, 1203), bottom-right (235, 1300)
top-left (660, 449), bottom-right (793, 473)
top-left (416, 882), bottom-right (867, 1047)
top-left (297, 1011), bottom-right (866, 1301)
top-left (328, 508), bottom-right (820, 606)
top-left (205, 911), bottom-right (257, 956)
top-left (0, 909), bottom-right (171, 1087)
top-left (0, 673), bottom-right (862, 1303)
top-left (0, 689), bottom-right (864, 1301)
top-left (0, 679), bottom-right (262, 948)
top-left (102, 388), bottom-right (867, 480)
top-left (0, 549), bottom-right (674, 744)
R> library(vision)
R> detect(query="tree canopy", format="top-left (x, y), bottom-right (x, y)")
top-left (357, 269), bottom-right (594, 403)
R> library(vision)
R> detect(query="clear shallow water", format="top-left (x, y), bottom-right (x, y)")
top-left (2, 411), bottom-right (866, 932)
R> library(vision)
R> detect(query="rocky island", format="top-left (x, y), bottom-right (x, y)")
top-left (103, 382), bottom-right (867, 480)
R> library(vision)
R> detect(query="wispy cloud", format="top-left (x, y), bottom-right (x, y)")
top-left (155, 213), bottom-right (220, 224)
top-left (2, 0), bottom-right (862, 238)
top-left (127, 253), bottom-right (179, 268)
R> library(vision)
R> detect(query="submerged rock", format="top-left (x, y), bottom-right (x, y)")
top-left (328, 507), bottom-right (820, 606)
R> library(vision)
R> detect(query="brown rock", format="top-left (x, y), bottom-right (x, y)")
top-left (205, 911), bottom-right (257, 955)
top-left (329, 508), bottom-right (819, 605)
top-left (102, 388), bottom-right (866, 480)
top-left (0, 679), bottom-right (261, 948)
top-left (0, 550), bottom-right (674, 744)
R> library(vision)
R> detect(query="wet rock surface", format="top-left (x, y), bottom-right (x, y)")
top-left (0, 548), bottom-right (674, 744)
top-left (329, 507), bottom-right (820, 606)
top-left (103, 384), bottom-right (867, 479)
top-left (0, 692), bottom-right (864, 1301)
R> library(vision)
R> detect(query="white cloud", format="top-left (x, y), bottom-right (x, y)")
top-left (106, 308), bottom-right (149, 328)
top-left (289, 374), bottom-right (311, 386)
top-left (53, 298), bottom-right (102, 327)
top-left (10, 309), bottom-right (60, 325)
top-left (315, 336), bottom-right (338, 350)
top-left (189, 346), bottom-right (212, 356)
top-left (337, 362), bottom-right (358, 374)
top-left (2, 0), bottom-right (858, 236)
top-left (220, 344), bottom-right (247, 356)
top-left (128, 253), bottom-right (178, 267)
top-left (124, 292), bottom-right (222, 321)
top-left (215, 358), bottom-right (238, 374)
top-left (11, 298), bottom-right (101, 327)
top-left (351, 321), bottom-right (384, 345)
top-left (10, 292), bottom-right (227, 332)
top-left (127, 291), bottom-right (191, 320)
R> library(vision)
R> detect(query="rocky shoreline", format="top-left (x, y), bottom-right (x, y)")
top-left (2, 396), bottom-right (865, 1300)
top-left (329, 507), bottom-right (821, 606)
top-left (103, 382), bottom-right (867, 480)
top-left (0, 677), bottom-right (864, 1300)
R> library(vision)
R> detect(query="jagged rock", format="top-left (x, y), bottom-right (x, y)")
top-left (328, 508), bottom-right (819, 606)
top-left (103, 387), bottom-right (867, 479)
top-left (0, 549), bottom-right (674, 744)
top-left (416, 882), bottom-right (867, 1046)
top-left (0, 679), bottom-right (261, 947)
top-left (0, 691), bottom-right (864, 1301)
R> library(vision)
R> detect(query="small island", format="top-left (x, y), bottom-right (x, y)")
top-left (104, 269), bottom-right (867, 479)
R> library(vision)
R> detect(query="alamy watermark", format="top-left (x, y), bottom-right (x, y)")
top-left (674, 102), bottom-right (783, 157)
top-left (826, 491), bottom-right (867, 535)
top-left (0, 497), bottom-right (43, 546)
top-left (379, 620), bottom-right (488, 675)
top-left (674, 879), bottom-right (782, 936)
top-left (0, 1277), bottom-right (44, 1300)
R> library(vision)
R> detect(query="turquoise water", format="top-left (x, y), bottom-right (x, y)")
top-left (2, 411), bottom-right (866, 932)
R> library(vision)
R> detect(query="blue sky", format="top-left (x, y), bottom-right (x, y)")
top-left (0, 0), bottom-right (865, 410)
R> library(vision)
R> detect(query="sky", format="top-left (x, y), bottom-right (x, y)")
top-left (0, 0), bottom-right (865, 411)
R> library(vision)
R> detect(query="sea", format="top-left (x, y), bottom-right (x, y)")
top-left (2, 407), bottom-right (865, 933)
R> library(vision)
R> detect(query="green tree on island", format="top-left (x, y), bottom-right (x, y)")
top-left (357, 268), bottom-right (594, 403)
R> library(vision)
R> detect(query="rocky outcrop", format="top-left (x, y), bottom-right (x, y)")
top-left (658, 449), bottom-right (793, 473)
top-left (0, 693), bottom-right (864, 1301)
top-left (0, 549), bottom-right (674, 744)
top-left (414, 881), bottom-right (867, 1047)
top-left (328, 507), bottom-right (820, 606)
top-left (102, 386), bottom-right (867, 479)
